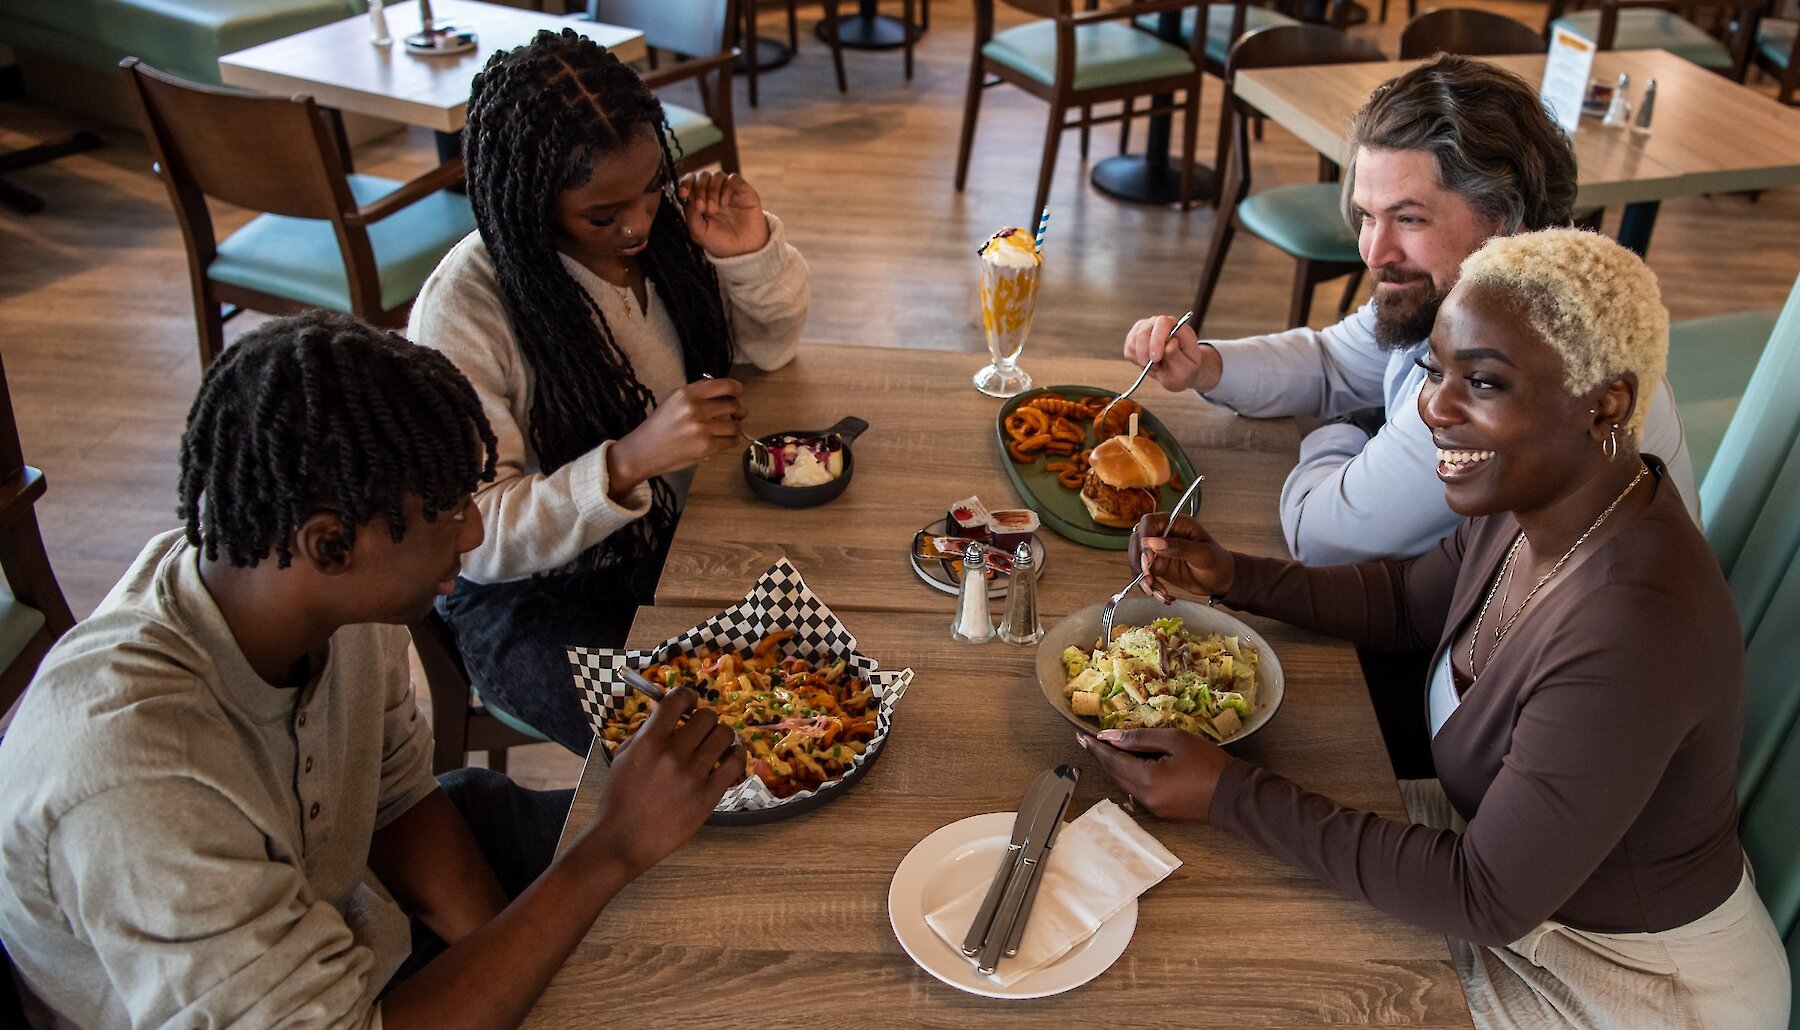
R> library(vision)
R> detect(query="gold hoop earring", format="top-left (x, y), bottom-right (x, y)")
top-left (1603, 424), bottom-right (1619, 462)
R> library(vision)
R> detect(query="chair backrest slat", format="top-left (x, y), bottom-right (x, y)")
top-left (1400, 8), bottom-right (1547, 60)
top-left (122, 59), bottom-right (355, 221)
top-left (591, 0), bottom-right (733, 60)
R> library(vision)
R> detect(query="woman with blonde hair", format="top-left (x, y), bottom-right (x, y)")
top-left (1086, 229), bottom-right (1789, 1026)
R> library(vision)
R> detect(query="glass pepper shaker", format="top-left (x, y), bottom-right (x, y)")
top-left (951, 541), bottom-right (994, 644)
top-left (998, 542), bottom-right (1042, 645)
top-left (1633, 79), bottom-right (1657, 136)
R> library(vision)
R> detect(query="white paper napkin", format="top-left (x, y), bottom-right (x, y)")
top-left (923, 800), bottom-right (1181, 987)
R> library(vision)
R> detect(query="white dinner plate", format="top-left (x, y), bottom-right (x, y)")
top-left (887, 812), bottom-right (1136, 999)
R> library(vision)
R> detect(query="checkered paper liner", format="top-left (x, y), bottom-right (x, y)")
top-left (567, 558), bottom-right (914, 812)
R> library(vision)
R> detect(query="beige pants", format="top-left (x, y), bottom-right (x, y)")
top-left (1399, 779), bottom-right (1792, 1029)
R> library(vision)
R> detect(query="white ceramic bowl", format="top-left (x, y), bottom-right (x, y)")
top-left (1035, 595), bottom-right (1285, 745)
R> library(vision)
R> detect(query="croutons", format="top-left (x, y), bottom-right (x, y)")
top-left (1070, 690), bottom-right (1102, 717)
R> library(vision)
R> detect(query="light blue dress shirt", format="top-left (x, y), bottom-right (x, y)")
top-left (1202, 301), bottom-right (1698, 565)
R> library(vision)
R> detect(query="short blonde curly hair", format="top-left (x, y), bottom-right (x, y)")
top-left (1458, 228), bottom-right (1668, 442)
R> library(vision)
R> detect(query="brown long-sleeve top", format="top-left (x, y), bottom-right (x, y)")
top-left (1210, 460), bottom-right (1745, 945)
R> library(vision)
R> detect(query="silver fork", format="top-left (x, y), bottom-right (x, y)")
top-left (1097, 310), bottom-right (1194, 435)
top-left (1099, 471), bottom-right (1207, 641)
top-left (699, 372), bottom-right (774, 477)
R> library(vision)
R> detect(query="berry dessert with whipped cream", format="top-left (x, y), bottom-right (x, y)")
top-left (763, 435), bottom-right (844, 487)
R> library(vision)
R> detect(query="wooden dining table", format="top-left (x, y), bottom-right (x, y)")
top-left (521, 344), bottom-right (1473, 1025)
top-left (1234, 48), bottom-right (1800, 255)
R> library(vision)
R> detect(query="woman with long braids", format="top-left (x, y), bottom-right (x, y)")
top-left (409, 30), bottom-right (807, 752)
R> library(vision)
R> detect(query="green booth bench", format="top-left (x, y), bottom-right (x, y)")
top-left (2, 0), bottom-right (364, 122)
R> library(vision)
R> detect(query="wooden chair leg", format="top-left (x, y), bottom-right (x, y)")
top-left (787, 0), bottom-right (799, 49)
top-left (1289, 259), bottom-right (1320, 330)
top-left (921, 0), bottom-right (930, 30)
top-left (824, 0), bottom-right (848, 93)
top-left (955, 59), bottom-right (986, 191)
top-left (1118, 96), bottom-right (1134, 154)
top-left (1177, 82), bottom-right (1201, 209)
top-left (1337, 268), bottom-right (1364, 315)
top-left (1033, 101), bottom-right (1066, 226)
top-left (488, 747), bottom-right (509, 774)
top-left (195, 287), bottom-right (225, 369)
top-left (1252, 112), bottom-right (1264, 142)
top-left (744, 4), bottom-right (760, 107)
top-left (1210, 87), bottom-right (1233, 206)
top-left (1378, 0), bottom-right (1388, 22)
top-left (903, 0), bottom-right (916, 80)
top-left (1191, 206), bottom-right (1238, 331)
top-left (1079, 105), bottom-right (1092, 159)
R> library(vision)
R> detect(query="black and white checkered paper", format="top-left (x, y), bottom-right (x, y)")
top-left (566, 558), bottom-right (914, 812)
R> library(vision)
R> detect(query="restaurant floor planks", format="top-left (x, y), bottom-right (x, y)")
top-left (658, 345), bottom-right (1299, 619)
top-left (533, 604), bottom-right (1471, 1027)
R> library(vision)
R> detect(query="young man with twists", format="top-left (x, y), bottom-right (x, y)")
top-left (0, 311), bottom-right (743, 1028)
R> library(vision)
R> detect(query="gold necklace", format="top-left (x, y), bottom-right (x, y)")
top-left (1467, 461), bottom-right (1649, 678)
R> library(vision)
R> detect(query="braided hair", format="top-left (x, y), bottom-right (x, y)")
top-left (178, 311), bottom-right (499, 568)
top-left (463, 28), bottom-right (733, 573)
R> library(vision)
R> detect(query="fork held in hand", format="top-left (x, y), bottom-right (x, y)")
top-left (700, 372), bottom-right (774, 476)
top-left (1098, 310), bottom-right (1195, 434)
top-left (1098, 472), bottom-right (1207, 641)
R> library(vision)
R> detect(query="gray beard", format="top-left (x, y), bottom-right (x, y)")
top-left (1371, 283), bottom-right (1447, 350)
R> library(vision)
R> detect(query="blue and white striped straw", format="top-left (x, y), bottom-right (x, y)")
top-left (1033, 204), bottom-right (1051, 254)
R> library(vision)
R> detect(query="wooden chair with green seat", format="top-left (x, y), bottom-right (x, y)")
top-left (588, 0), bottom-right (742, 173)
top-left (0, 354), bottom-right (76, 731)
top-left (1190, 24), bottom-right (1385, 332)
top-left (1121, 0), bottom-right (1305, 205)
top-left (1399, 7), bottom-right (1549, 58)
top-left (1544, 0), bottom-right (1766, 79)
top-left (121, 58), bottom-right (477, 370)
top-left (1752, 11), bottom-right (1798, 103)
top-left (409, 609), bottom-right (550, 775)
top-left (955, 0), bottom-right (1214, 225)
top-left (1699, 272), bottom-right (1800, 580)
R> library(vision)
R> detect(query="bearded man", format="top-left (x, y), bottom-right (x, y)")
top-left (1123, 54), bottom-right (1696, 566)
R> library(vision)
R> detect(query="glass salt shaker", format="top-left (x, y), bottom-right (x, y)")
top-left (368, 0), bottom-right (393, 45)
top-left (1602, 73), bottom-right (1632, 128)
top-left (951, 541), bottom-right (994, 644)
top-left (998, 542), bottom-right (1042, 645)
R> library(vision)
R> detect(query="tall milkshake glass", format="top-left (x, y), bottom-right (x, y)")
top-left (974, 228), bottom-right (1039, 397)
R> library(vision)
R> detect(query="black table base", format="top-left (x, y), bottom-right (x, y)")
top-left (816, 12), bottom-right (911, 49)
top-left (1090, 154), bottom-right (1217, 206)
top-left (735, 37), bottom-right (794, 73)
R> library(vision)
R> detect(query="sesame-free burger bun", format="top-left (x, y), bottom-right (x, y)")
top-left (1086, 435), bottom-right (1171, 489)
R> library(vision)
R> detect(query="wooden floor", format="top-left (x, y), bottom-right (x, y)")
top-left (3, 0), bottom-right (1797, 786)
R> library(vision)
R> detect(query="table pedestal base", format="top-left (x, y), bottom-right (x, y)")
top-left (735, 37), bottom-right (794, 73)
top-left (817, 13), bottom-right (911, 49)
top-left (1090, 155), bottom-right (1216, 207)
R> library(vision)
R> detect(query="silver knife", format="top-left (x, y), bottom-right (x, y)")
top-left (960, 766), bottom-right (1067, 958)
top-left (1002, 783), bottom-right (1074, 958)
top-left (976, 765), bottom-right (1079, 974)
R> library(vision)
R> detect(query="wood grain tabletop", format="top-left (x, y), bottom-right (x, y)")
top-left (526, 601), bottom-right (1471, 1026)
top-left (655, 344), bottom-right (1303, 621)
top-left (1234, 49), bottom-right (1800, 209)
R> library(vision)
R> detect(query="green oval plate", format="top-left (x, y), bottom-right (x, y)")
top-left (995, 386), bottom-right (1200, 550)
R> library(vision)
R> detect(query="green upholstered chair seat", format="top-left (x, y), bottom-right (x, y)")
top-left (663, 102), bottom-right (725, 158)
top-left (1668, 309), bottom-right (1781, 484)
top-left (1551, 10), bottom-right (1734, 71)
top-left (0, 589), bottom-right (47, 678)
top-left (209, 173), bottom-right (476, 314)
top-left (1758, 18), bottom-right (1796, 69)
top-left (106, 0), bottom-right (356, 84)
top-left (1236, 183), bottom-right (1360, 263)
top-left (473, 684), bottom-right (553, 743)
top-left (983, 20), bottom-right (1196, 91)
top-left (1134, 5), bottom-right (1302, 67)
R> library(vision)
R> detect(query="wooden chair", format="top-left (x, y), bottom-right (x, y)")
top-left (1545, 0), bottom-right (1765, 78)
top-left (410, 609), bottom-right (549, 775)
top-left (956, 0), bottom-right (1213, 226)
top-left (121, 59), bottom-right (477, 369)
top-left (1191, 24), bottom-right (1384, 332)
top-left (589, 0), bottom-right (742, 173)
top-left (1399, 7), bottom-right (1550, 58)
top-left (0, 354), bottom-right (76, 728)
top-left (1753, 14), bottom-right (1799, 103)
